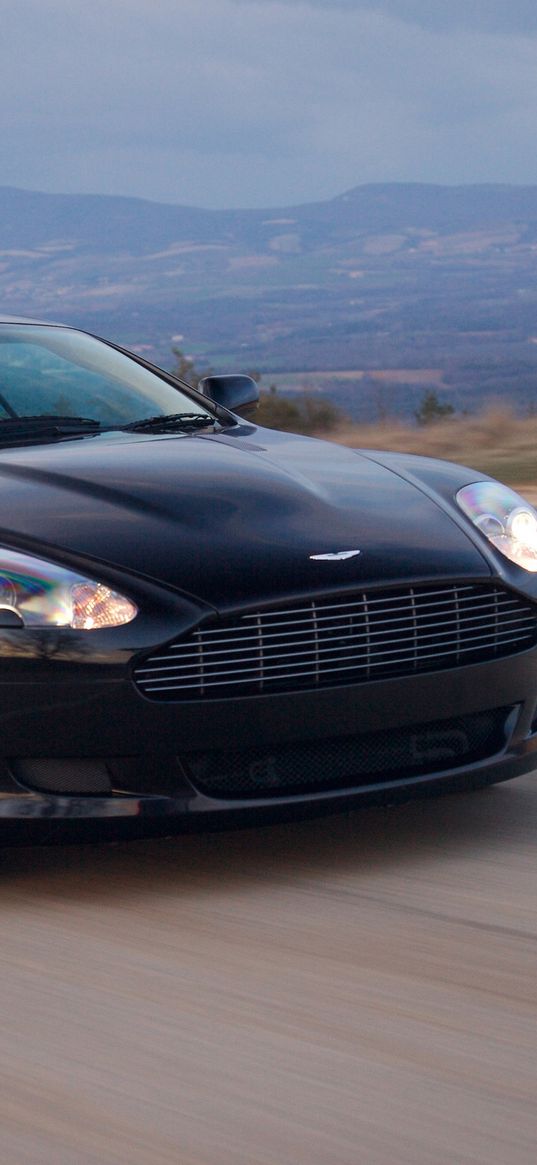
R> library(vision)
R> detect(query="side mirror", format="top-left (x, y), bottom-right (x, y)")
top-left (199, 374), bottom-right (259, 419)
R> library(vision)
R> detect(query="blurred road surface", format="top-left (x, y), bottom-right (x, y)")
top-left (1, 775), bottom-right (536, 1164)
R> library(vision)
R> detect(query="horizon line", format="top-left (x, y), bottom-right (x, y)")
top-left (2, 179), bottom-right (537, 214)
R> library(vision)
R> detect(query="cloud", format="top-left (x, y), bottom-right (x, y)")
top-left (1, 0), bottom-right (537, 207)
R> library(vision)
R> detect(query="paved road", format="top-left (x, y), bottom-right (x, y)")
top-left (1, 775), bottom-right (536, 1165)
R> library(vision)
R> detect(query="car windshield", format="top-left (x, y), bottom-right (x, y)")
top-left (0, 325), bottom-right (214, 428)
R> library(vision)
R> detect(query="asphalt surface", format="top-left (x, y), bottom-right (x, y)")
top-left (0, 774), bottom-right (536, 1164)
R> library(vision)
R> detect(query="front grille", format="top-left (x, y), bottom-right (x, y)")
top-left (182, 707), bottom-right (512, 798)
top-left (134, 583), bottom-right (537, 701)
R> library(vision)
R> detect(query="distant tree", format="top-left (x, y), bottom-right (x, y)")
top-left (255, 385), bottom-right (304, 431)
top-left (300, 393), bottom-right (343, 433)
top-left (170, 347), bottom-right (210, 390)
top-left (256, 384), bottom-right (344, 434)
top-left (415, 389), bottom-right (455, 426)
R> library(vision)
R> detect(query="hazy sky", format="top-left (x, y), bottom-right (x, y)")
top-left (2, 0), bottom-right (537, 208)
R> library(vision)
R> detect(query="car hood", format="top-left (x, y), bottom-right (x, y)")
top-left (0, 428), bottom-right (490, 610)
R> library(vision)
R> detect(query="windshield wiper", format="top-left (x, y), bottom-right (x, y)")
top-left (122, 412), bottom-right (215, 433)
top-left (0, 415), bottom-right (102, 440)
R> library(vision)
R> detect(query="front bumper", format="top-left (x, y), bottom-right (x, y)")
top-left (0, 643), bottom-right (536, 839)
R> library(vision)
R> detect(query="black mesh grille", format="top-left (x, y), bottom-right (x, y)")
top-left (182, 707), bottom-right (512, 798)
top-left (134, 583), bottom-right (537, 701)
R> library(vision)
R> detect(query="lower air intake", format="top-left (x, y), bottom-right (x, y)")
top-left (181, 707), bottom-right (512, 799)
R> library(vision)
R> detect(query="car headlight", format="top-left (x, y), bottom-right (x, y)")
top-left (457, 482), bottom-right (537, 572)
top-left (0, 548), bottom-right (138, 629)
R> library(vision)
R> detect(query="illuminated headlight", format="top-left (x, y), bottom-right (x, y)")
top-left (0, 549), bottom-right (138, 629)
top-left (457, 482), bottom-right (537, 572)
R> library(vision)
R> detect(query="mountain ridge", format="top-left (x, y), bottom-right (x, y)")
top-left (5, 180), bottom-right (537, 246)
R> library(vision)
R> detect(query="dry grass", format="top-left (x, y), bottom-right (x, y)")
top-left (325, 406), bottom-right (537, 498)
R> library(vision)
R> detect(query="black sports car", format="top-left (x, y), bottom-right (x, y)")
top-left (0, 314), bottom-right (536, 840)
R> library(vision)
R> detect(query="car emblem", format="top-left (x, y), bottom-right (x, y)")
top-left (309, 550), bottom-right (361, 561)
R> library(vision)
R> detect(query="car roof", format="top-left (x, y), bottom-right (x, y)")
top-left (0, 314), bottom-right (62, 325)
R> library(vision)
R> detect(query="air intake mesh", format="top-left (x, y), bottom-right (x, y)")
top-left (182, 707), bottom-right (511, 798)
